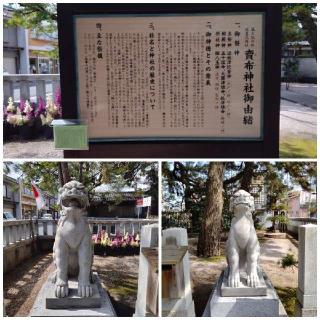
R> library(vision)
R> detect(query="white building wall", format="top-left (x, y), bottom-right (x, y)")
top-left (17, 27), bottom-right (29, 73)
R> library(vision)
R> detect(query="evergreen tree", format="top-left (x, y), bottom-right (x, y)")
top-left (282, 4), bottom-right (317, 58)
top-left (197, 162), bottom-right (225, 257)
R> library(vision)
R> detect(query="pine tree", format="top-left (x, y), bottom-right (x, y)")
top-left (197, 162), bottom-right (225, 257)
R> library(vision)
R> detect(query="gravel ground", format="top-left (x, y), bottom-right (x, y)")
top-left (4, 139), bottom-right (63, 158)
top-left (4, 252), bottom-right (139, 317)
top-left (92, 254), bottom-right (139, 316)
top-left (189, 235), bottom-right (298, 316)
top-left (4, 253), bottom-right (54, 317)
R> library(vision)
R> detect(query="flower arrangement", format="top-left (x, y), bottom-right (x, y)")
top-left (40, 92), bottom-right (61, 126)
top-left (5, 98), bottom-right (35, 126)
top-left (35, 96), bottom-right (46, 118)
top-left (3, 89), bottom-right (61, 140)
top-left (92, 230), bottom-right (140, 256)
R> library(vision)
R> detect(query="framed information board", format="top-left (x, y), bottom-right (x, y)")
top-left (57, 4), bottom-right (282, 158)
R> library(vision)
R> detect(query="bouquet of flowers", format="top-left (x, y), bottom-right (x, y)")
top-left (92, 230), bottom-right (140, 256)
top-left (5, 98), bottom-right (35, 126)
top-left (40, 91), bottom-right (61, 126)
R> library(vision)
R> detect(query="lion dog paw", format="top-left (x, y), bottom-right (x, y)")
top-left (247, 272), bottom-right (259, 287)
top-left (228, 272), bottom-right (240, 287)
top-left (55, 280), bottom-right (69, 298)
top-left (78, 283), bottom-right (93, 297)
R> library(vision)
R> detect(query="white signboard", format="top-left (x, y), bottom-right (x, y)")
top-left (143, 196), bottom-right (152, 207)
top-left (136, 196), bottom-right (152, 207)
top-left (75, 13), bottom-right (263, 140)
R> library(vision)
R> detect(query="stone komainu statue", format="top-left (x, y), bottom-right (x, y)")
top-left (226, 190), bottom-right (260, 288)
top-left (52, 180), bottom-right (93, 298)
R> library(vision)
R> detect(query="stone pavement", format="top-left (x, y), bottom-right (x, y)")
top-left (259, 237), bottom-right (298, 289)
top-left (280, 99), bottom-right (317, 140)
top-left (281, 83), bottom-right (317, 110)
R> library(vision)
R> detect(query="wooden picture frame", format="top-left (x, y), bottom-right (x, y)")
top-left (57, 3), bottom-right (282, 158)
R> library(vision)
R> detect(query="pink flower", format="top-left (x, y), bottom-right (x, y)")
top-left (19, 99), bottom-right (25, 112)
top-left (35, 96), bottom-right (46, 117)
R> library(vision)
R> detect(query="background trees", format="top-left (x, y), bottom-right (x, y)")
top-left (282, 4), bottom-right (317, 59)
top-left (5, 4), bottom-right (58, 58)
top-left (162, 161), bottom-right (316, 257)
top-left (5, 4), bottom-right (317, 61)
top-left (8, 161), bottom-right (158, 214)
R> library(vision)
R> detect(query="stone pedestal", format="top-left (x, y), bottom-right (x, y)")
top-left (29, 272), bottom-right (116, 316)
top-left (134, 223), bottom-right (158, 317)
top-left (162, 228), bottom-right (195, 317)
top-left (295, 224), bottom-right (317, 317)
top-left (46, 275), bottom-right (102, 309)
top-left (221, 268), bottom-right (267, 297)
top-left (203, 270), bottom-right (287, 317)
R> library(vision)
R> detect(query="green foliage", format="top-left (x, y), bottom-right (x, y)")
top-left (162, 161), bottom-right (316, 234)
top-left (5, 4), bottom-right (58, 58)
top-left (5, 4), bottom-right (57, 33)
top-left (162, 161), bottom-right (208, 231)
top-left (280, 137), bottom-right (317, 158)
top-left (275, 286), bottom-right (297, 317)
top-left (50, 203), bottom-right (61, 212)
top-left (267, 215), bottom-right (289, 225)
top-left (162, 211), bottom-right (192, 230)
top-left (10, 162), bottom-right (158, 208)
top-left (282, 58), bottom-right (299, 86)
top-left (309, 201), bottom-right (317, 216)
top-left (275, 162), bottom-right (317, 192)
top-left (30, 48), bottom-right (59, 59)
top-left (14, 162), bottom-right (60, 195)
top-left (282, 4), bottom-right (317, 58)
top-left (282, 5), bottom-right (306, 43)
top-left (280, 253), bottom-right (298, 269)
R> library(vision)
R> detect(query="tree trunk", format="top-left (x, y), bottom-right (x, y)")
top-left (240, 162), bottom-right (255, 191)
top-left (79, 162), bottom-right (83, 183)
top-left (58, 162), bottom-right (70, 186)
top-left (197, 162), bottom-right (225, 257)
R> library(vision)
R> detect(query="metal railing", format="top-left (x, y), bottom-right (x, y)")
top-left (3, 74), bottom-right (60, 104)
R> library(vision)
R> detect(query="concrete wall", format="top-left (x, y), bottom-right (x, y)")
top-left (4, 239), bottom-right (37, 274)
top-left (281, 57), bottom-right (317, 82)
top-left (17, 27), bottom-right (29, 74)
top-left (286, 218), bottom-right (317, 239)
top-left (298, 58), bottom-right (317, 79)
top-left (3, 24), bottom-right (29, 74)
top-left (4, 237), bottom-right (54, 274)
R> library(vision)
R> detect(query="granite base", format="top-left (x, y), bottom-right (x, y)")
top-left (29, 272), bottom-right (116, 317)
top-left (203, 269), bottom-right (287, 317)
